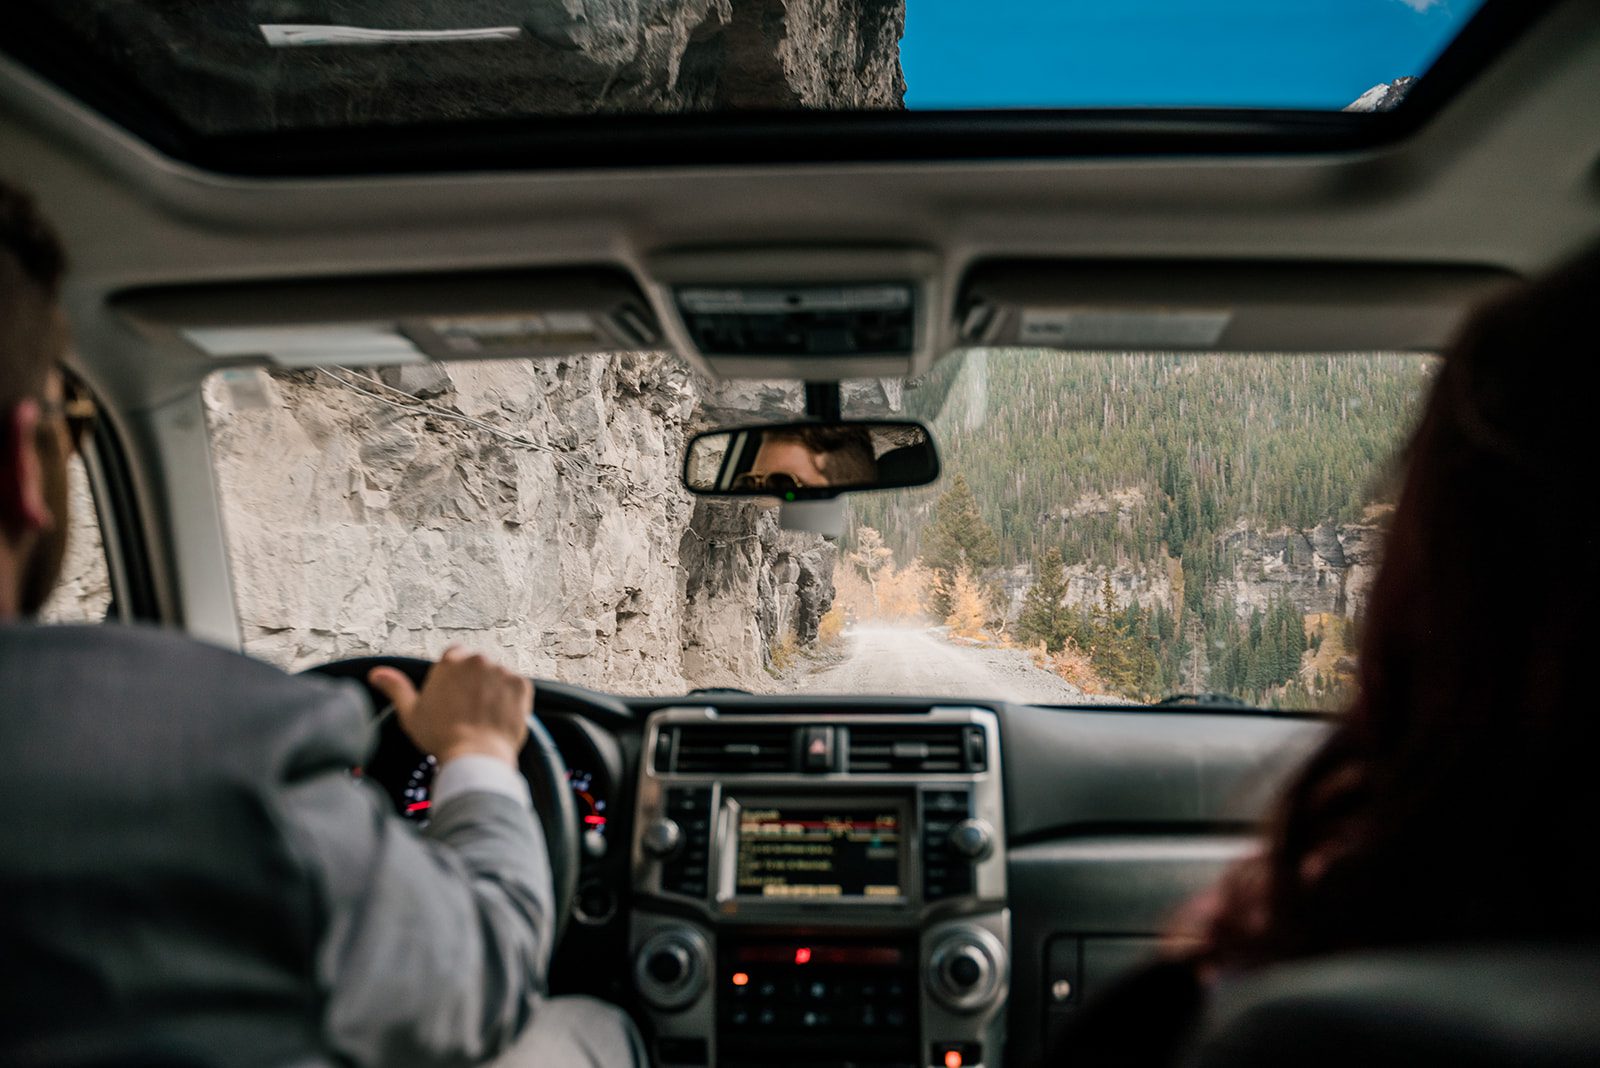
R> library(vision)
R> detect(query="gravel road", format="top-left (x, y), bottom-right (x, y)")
top-left (790, 625), bottom-right (1118, 704)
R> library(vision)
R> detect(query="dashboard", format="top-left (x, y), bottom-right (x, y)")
top-left (629, 705), bottom-right (1007, 1068)
top-left (356, 673), bottom-right (1323, 1068)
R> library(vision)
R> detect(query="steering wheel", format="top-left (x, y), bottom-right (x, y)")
top-left (304, 656), bottom-right (579, 942)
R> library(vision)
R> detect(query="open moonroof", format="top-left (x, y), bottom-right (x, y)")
top-left (0, 0), bottom-right (1554, 174)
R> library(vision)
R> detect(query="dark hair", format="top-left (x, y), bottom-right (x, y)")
top-left (1200, 242), bottom-right (1600, 968)
top-left (0, 178), bottom-right (69, 413)
top-left (769, 425), bottom-right (879, 485)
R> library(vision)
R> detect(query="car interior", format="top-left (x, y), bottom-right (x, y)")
top-left (3, 0), bottom-right (1598, 1065)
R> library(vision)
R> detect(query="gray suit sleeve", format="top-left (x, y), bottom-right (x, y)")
top-left (273, 713), bottom-right (555, 1067)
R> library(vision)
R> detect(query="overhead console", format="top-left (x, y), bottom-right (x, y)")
top-left (631, 707), bottom-right (1007, 1068)
top-left (677, 284), bottom-right (915, 360)
top-left (645, 248), bottom-right (946, 381)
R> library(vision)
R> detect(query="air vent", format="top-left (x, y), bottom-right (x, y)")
top-left (670, 726), bottom-right (796, 773)
top-left (845, 725), bottom-right (979, 773)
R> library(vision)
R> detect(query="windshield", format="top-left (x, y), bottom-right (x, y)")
top-left (204, 349), bottom-right (1431, 707)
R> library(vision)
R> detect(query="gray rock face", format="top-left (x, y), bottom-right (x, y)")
top-left (202, 355), bottom-right (837, 693)
top-left (775, 0), bottom-right (907, 108)
top-left (678, 499), bottom-right (838, 686)
top-left (39, 458), bottom-right (112, 626)
top-left (1001, 517), bottom-right (1387, 626)
top-left (61, 0), bottom-right (905, 133)
top-left (1215, 518), bottom-right (1387, 620)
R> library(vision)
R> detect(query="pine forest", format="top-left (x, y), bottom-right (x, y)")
top-left (838, 350), bottom-right (1435, 707)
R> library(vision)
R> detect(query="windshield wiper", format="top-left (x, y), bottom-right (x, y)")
top-left (1152, 692), bottom-right (1257, 710)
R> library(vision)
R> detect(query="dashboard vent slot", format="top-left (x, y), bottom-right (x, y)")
top-left (671, 726), bottom-right (796, 773)
top-left (845, 725), bottom-right (971, 773)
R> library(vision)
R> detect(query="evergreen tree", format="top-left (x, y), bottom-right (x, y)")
top-left (1017, 548), bottom-right (1073, 652)
top-left (923, 475), bottom-right (999, 616)
top-left (1090, 576), bottom-right (1159, 699)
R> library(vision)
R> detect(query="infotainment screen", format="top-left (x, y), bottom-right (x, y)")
top-left (735, 805), bottom-right (903, 899)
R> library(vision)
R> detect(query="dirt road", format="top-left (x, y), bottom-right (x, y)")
top-left (791, 625), bottom-right (1113, 704)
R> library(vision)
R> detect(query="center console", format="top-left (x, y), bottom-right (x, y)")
top-left (630, 707), bottom-right (1008, 1068)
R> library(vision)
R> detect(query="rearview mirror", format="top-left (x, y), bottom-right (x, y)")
top-left (683, 420), bottom-right (940, 500)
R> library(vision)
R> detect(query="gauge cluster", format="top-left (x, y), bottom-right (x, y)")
top-left (402, 755), bottom-right (438, 821)
top-left (568, 767), bottom-right (610, 837)
top-left (375, 742), bottom-right (614, 849)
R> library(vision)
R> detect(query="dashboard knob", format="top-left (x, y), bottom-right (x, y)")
top-left (947, 952), bottom-right (984, 989)
top-left (927, 927), bottom-right (1006, 1013)
top-left (583, 828), bottom-right (608, 859)
top-left (643, 818), bottom-right (683, 859)
top-left (947, 818), bottom-right (995, 861)
top-left (634, 927), bottom-right (711, 1011)
top-left (646, 945), bottom-right (688, 985)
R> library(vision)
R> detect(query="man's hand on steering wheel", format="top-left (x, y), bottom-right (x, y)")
top-left (369, 646), bottom-right (532, 768)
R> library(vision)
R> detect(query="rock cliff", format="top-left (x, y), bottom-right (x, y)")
top-left (203, 355), bottom-right (837, 692)
top-left (61, 0), bottom-right (906, 133)
top-left (39, 459), bottom-right (112, 626)
top-left (1000, 515), bottom-right (1386, 626)
top-left (1214, 515), bottom-right (1386, 621)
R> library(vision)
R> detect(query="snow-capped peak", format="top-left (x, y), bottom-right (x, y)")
top-left (1344, 76), bottom-right (1418, 113)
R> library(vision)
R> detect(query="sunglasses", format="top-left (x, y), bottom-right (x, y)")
top-left (731, 470), bottom-right (804, 492)
top-left (39, 370), bottom-right (98, 453)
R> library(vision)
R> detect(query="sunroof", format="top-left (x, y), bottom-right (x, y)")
top-left (0, 0), bottom-right (1540, 173)
top-left (903, 0), bottom-right (1487, 111)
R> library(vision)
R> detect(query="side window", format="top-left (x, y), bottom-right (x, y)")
top-left (38, 453), bottom-right (113, 624)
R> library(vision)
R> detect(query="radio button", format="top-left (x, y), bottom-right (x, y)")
top-left (668, 786), bottom-right (711, 812)
top-left (924, 790), bottom-right (970, 813)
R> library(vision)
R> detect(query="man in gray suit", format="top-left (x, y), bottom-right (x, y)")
top-left (0, 180), bottom-right (645, 1066)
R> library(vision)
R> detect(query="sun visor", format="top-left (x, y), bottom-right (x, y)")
top-left (956, 261), bottom-right (1519, 353)
top-left (112, 268), bottom-right (661, 368)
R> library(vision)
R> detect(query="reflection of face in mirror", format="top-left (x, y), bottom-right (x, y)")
top-left (684, 419), bottom-right (938, 497)
top-left (733, 426), bottom-right (879, 491)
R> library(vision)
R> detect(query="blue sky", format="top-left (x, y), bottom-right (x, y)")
top-left (900, 0), bottom-right (1486, 110)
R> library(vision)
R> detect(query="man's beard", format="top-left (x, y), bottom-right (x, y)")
top-left (20, 443), bottom-right (69, 617)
